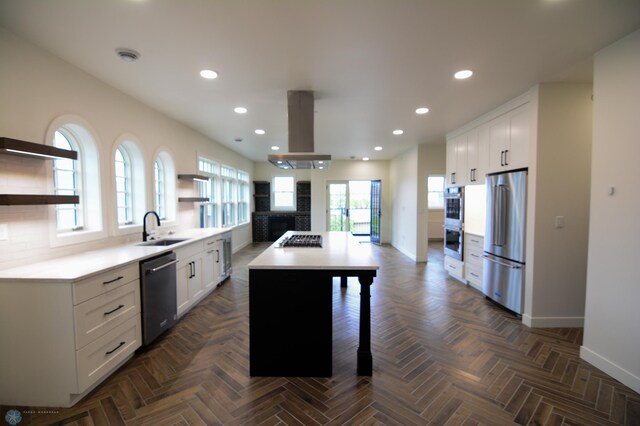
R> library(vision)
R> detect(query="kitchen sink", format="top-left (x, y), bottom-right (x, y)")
top-left (136, 238), bottom-right (189, 247)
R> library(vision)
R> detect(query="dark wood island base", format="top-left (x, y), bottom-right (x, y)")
top-left (249, 268), bottom-right (376, 377)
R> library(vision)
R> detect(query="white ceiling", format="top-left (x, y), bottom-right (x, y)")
top-left (1, 0), bottom-right (639, 162)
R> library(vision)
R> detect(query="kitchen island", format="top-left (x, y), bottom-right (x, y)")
top-left (248, 231), bottom-right (379, 377)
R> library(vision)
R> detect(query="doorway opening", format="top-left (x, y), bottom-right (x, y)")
top-left (327, 180), bottom-right (381, 244)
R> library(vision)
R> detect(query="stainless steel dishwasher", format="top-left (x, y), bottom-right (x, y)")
top-left (140, 252), bottom-right (178, 346)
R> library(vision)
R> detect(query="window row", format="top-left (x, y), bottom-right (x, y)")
top-left (198, 157), bottom-right (250, 228)
top-left (48, 120), bottom-right (249, 246)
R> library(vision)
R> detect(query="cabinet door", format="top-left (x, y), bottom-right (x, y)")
top-left (455, 134), bottom-right (468, 186)
top-left (466, 129), bottom-right (479, 183)
top-left (476, 123), bottom-right (490, 184)
top-left (188, 255), bottom-right (204, 301)
top-left (488, 115), bottom-right (508, 172)
top-left (446, 137), bottom-right (457, 186)
top-left (176, 263), bottom-right (190, 316)
top-left (202, 244), bottom-right (219, 291)
top-left (506, 103), bottom-right (530, 170)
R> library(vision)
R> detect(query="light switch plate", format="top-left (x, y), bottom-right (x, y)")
top-left (0, 224), bottom-right (8, 241)
top-left (555, 216), bottom-right (565, 229)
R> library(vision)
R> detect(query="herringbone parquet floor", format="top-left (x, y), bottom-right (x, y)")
top-left (2, 242), bottom-right (639, 425)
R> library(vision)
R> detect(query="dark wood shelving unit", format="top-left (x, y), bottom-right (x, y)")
top-left (178, 197), bottom-right (209, 202)
top-left (1, 137), bottom-right (80, 205)
top-left (177, 174), bottom-right (209, 182)
top-left (0, 194), bottom-right (79, 205)
top-left (0, 137), bottom-right (77, 160)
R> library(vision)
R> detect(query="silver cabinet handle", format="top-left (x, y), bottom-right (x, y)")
top-left (150, 259), bottom-right (178, 273)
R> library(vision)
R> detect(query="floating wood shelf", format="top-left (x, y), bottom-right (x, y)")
top-left (0, 194), bottom-right (80, 205)
top-left (0, 137), bottom-right (77, 160)
top-left (177, 174), bottom-right (209, 182)
top-left (178, 197), bottom-right (209, 202)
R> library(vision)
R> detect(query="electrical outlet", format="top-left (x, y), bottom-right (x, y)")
top-left (0, 224), bottom-right (8, 241)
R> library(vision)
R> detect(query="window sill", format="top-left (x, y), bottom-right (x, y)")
top-left (49, 228), bottom-right (108, 248)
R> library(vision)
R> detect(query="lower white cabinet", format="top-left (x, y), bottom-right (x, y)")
top-left (444, 255), bottom-right (464, 281)
top-left (0, 263), bottom-right (141, 407)
top-left (465, 234), bottom-right (484, 291)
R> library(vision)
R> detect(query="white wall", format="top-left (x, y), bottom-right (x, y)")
top-left (390, 146), bottom-right (419, 260)
top-left (581, 30), bottom-right (640, 394)
top-left (524, 83), bottom-right (593, 327)
top-left (418, 143), bottom-right (446, 260)
top-left (0, 27), bottom-right (253, 269)
top-left (253, 160), bottom-right (392, 243)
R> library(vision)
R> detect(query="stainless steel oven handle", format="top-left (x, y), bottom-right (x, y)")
top-left (150, 259), bottom-right (178, 273)
top-left (483, 255), bottom-right (522, 269)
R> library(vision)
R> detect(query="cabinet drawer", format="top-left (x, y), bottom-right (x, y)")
top-left (444, 256), bottom-right (464, 279)
top-left (76, 315), bottom-right (141, 392)
top-left (73, 263), bottom-right (139, 305)
top-left (466, 263), bottom-right (484, 290)
top-left (466, 247), bottom-right (484, 267)
top-left (466, 234), bottom-right (484, 250)
top-left (73, 281), bottom-right (141, 350)
top-left (175, 240), bottom-right (204, 262)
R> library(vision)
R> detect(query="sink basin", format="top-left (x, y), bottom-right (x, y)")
top-left (137, 238), bottom-right (189, 247)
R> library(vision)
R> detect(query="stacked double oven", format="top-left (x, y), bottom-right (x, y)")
top-left (444, 186), bottom-right (464, 260)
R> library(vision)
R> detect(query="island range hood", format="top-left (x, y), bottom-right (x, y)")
top-left (268, 91), bottom-right (331, 170)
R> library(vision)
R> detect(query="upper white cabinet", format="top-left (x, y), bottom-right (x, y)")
top-left (446, 134), bottom-right (468, 186)
top-left (447, 100), bottom-right (531, 186)
top-left (488, 103), bottom-right (530, 173)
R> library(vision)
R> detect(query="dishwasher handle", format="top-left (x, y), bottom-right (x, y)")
top-left (149, 259), bottom-right (178, 273)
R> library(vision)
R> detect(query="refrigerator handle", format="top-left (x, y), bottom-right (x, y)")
top-left (495, 185), bottom-right (507, 246)
top-left (483, 255), bottom-right (523, 269)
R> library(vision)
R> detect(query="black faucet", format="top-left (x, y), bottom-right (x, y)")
top-left (142, 210), bottom-right (161, 241)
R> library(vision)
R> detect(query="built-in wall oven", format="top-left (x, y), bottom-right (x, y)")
top-left (444, 186), bottom-right (464, 260)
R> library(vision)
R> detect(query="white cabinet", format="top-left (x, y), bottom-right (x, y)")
top-left (0, 263), bottom-right (142, 407)
top-left (446, 134), bottom-right (468, 186)
top-left (175, 235), bottom-right (227, 318)
top-left (464, 234), bottom-right (484, 291)
top-left (467, 124), bottom-right (490, 184)
top-left (444, 255), bottom-right (464, 281)
top-left (488, 103), bottom-right (530, 173)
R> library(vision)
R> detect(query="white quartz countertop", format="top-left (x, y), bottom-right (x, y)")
top-left (248, 231), bottom-right (379, 270)
top-left (0, 228), bottom-right (230, 282)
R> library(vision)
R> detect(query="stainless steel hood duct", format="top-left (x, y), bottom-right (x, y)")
top-left (268, 91), bottom-right (331, 169)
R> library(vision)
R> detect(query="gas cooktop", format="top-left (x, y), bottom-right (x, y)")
top-left (278, 234), bottom-right (323, 248)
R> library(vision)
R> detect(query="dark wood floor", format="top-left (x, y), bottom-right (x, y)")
top-left (3, 242), bottom-right (639, 425)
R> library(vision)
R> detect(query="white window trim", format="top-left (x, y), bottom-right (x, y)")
top-left (271, 175), bottom-right (296, 211)
top-left (221, 164), bottom-right (237, 227)
top-left (46, 115), bottom-right (107, 248)
top-left (237, 170), bottom-right (250, 225)
top-left (427, 174), bottom-right (446, 210)
top-left (198, 156), bottom-right (220, 228)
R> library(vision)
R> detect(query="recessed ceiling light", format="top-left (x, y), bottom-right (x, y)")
top-left (393, 129), bottom-right (404, 135)
top-left (454, 69), bottom-right (473, 80)
top-left (115, 48), bottom-right (140, 63)
top-left (416, 107), bottom-right (430, 114)
top-left (374, 146), bottom-right (383, 151)
top-left (199, 69), bottom-right (218, 79)
top-left (254, 129), bottom-right (265, 135)
top-left (277, 160), bottom-right (283, 164)
top-left (271, 146), bottom-right (280, 151)
top-left (319, 166), bottom-right (324, 170)
top-left (234, 107), bottom-right (247, 114)
top-left (318, 161), bottom-right (324, 164)
top-left (363, 157), bottom-right (370, 161)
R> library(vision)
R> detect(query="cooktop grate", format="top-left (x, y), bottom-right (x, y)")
top-left (280, 234), bottom-right (323, 248)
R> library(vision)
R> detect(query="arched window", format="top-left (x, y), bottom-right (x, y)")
top-left (47, 116), bottom-right (105, 247)
top-left (153, 151), bottom-right (176, 222)
top-left (115, 146), bottom-right (133, 225)
top-left (53, 130), bottom-right (81, 231)
top-left (113, 137), bottom-right (145, 231)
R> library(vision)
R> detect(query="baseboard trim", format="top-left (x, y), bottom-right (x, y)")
top-left (233, 240), bottom-right (252, 253)
top-left (522, 315), bottom-right (584, 328)
top-left (580, 346), bottom-right (640, 394)
top-left (391, 243), bottom-right (417, 262)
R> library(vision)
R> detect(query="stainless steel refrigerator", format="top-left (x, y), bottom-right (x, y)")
top-left (483, 169), bottom-right (527, 314)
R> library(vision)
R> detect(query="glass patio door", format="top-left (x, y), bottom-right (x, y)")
top-left (327, 182), bottom-right (349, 231)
